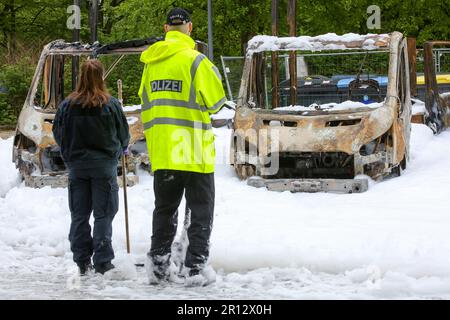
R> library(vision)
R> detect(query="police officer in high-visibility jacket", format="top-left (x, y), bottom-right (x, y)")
top-left (138, 8), bottom-right (227, 285)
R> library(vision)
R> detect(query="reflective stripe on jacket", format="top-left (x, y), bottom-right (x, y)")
top-left (138, 31), bottom-right (226, 173)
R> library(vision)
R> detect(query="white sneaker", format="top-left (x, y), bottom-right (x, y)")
top-left (183, 265), bottom-right (216, 287)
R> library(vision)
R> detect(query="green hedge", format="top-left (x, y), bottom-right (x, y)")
top-left (0, 61), bottom-right (35, 125)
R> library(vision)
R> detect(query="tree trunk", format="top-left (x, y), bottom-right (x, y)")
top-left (6, 0), bottom-right (17, 57)
top-left (102, 0), bottom-right (123, 35)
top-left (240, 32), bottom-right (251, 57)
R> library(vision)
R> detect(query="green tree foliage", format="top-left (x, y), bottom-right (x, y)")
top-left (0, 0), bottom-right (448, 124)
top-left (0, 0), bottom-right (82, 55)
top-left (0, 58), bottom-right (35, 125)
top-left (297, 0), bottom-right (450, 42)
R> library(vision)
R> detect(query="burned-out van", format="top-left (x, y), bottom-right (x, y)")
top-left (231, 32), bottom-right (412, 193)
top-left (12, 38), bottom-right (211, 188)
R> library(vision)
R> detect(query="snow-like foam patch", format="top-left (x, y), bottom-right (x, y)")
top-left (0, 123), bottom-right (450, 298)
top-left (103, 254), bottom-right (138, 281)
top-left (247, 33), bottom-right (390, 55)
top-left (275, 100), bottom-right (383, 112)
top-left (123, 105), bottom-right (141, 112)
top-left (0, 137), bottom-right (20, 197)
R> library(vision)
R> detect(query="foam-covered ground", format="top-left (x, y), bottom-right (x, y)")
top-left (0, 123), bottom-right (449, 299)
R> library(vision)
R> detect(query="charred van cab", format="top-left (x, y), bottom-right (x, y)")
top-left (12, 38), bottom-right (210, 188)
top-left (231, 32), bottom-right (413, 193)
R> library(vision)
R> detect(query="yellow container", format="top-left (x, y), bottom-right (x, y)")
top-left (417, 74), bottom-right (450, 85)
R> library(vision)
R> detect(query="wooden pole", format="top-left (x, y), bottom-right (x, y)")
top-left (207, 0), bottom-right (214, 61)
top-left (72, 0), bottom-right (81, 91)
top-left (121, 155), bottom-right (130, 254)
top-left (72, 0), bottom-right (81, 90)
top-left (271, 0), bottom-right (279, 109)
top-left (118, 79), bottom-right (131, 254)
top-left (407, 38), bottom-right (417, 97)
top-left (288, 0), bottom-right (297, 106)
top-left (89, 0), bottom-right (98, 44)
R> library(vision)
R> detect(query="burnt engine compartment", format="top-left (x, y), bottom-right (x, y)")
top-left (41, 146), bottom-right (66, 172)
top-left (264, 152), bottom-right (355, 179)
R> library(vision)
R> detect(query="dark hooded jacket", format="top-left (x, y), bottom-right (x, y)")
top-left (52, 97), bottom-right (130, 170)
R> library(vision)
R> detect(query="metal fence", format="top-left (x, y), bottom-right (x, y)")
top-left (416, 48), bottom-right (450, 74)
top-left (222, 50), bottom-right (390, 107)
top-left (220, 55), bottom-right (244, 102)
top-left (221, 48), bottom-right (450, 105)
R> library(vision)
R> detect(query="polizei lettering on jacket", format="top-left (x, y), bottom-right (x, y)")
top-left (151, 79), bottom-right (183, 93)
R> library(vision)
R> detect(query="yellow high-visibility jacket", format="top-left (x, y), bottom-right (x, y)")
top-left (138, 31), bottom-right (226, 174)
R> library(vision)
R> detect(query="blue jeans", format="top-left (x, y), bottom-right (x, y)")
top-left (68, 166), bottom-right (119, 267)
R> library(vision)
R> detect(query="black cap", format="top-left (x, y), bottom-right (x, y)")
top-left (166, 8), bottom-right (191, 26)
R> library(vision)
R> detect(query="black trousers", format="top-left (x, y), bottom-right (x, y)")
top-left (150, 170), bottom-right (215, 269)
top-left (68, 166), bottom-right (119, 267)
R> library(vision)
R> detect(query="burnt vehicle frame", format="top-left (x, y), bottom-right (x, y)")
top-left (230, 32), bottom-right (412, 193)
top-left (414, 41), bottom-right (450, 133)
top-left (12, 38), bottom-right (208, 188)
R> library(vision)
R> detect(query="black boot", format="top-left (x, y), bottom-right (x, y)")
top-left (94, 262), bottom-right (115, 275)
top-left (152, 254), bottom-right (171, 279)
top-left (189, 268), bottom-right (201, 277)
top-left (77, 261), bottom-right (93, 276)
